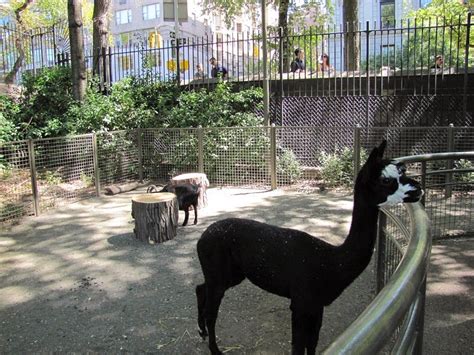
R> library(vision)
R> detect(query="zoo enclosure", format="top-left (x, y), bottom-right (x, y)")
top-left (1, 126), bottom-right (473, 239)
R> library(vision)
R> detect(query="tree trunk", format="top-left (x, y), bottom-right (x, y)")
top-left (278, 0), bottom-right (291, 72)
top-left (92, 0), bottom-right (111, 77)
top-left (343, 0), bottom-right (360, 72)
top-left (4, 0), bottom-right (34, 85)
top-left (132, 193), bottom-right (179, 244)
top-left (170, 172), bottom-right (209, 209)
top-left (68, 0), bottom-right (87, 101)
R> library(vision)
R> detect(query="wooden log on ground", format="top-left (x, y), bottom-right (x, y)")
top-left (104, 182), bottom-right (139, 195)
top-left (131, 193), bottom-right (178, 244)
top-left (170, 172), bottom-right (209, 209)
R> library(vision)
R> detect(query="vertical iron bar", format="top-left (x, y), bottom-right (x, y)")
top-left (462, 13), bottom-right (471, 121)
top-left (421, 161), bottom-right (426, 206)
top-left (27, 139), bottom-right (40, 216)
top-left (365, 21), bottom-right (370, 128)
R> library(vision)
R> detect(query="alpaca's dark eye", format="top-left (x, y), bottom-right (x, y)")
top-left (381, 177), bottom-right (392, 185)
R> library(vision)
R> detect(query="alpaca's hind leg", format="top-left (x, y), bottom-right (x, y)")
top-left (193, 202), bottom-right (198, 225)
top-left (305, 308), bottom-right (324, 355)
top-left (196, 283), bottom-right (207, 338)
top-left (182, 208), bottom-right (189, 226)
top-left (204, 285), bottom-right (225, 355)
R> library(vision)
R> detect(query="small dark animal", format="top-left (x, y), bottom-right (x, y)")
top-left (147, 183), bottom-right (200, 226)
top-left (195, 141), bottom-right (422, 355)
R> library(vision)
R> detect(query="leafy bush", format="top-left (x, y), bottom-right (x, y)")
top-left (454, 159), bottom-right (474, 184)
top-left (0, 96), bottom-right (20, 142)
top-left (320, 148), bottom-right (368, 187)
top-left (277, 148), bottom-right (302, 184)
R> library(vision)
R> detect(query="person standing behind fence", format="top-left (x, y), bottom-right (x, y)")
top-left (431, 55), bottom-right (444, 69)
top-left (290, 48), bottom-right (305, 73)
top-left (194, 63), bottom-right (206, 80)
top-left (320, 53), bottom-right (333, 74)
top-left (209, 57), bottom-right (228, 79)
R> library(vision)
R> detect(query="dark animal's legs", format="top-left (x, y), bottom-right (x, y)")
top-left (193, 202), bottom-right (198, 224)
top-left (291, 307), bottom-right (324, 355)
top-left (305, 308), bottom-right (324, 355)
top-left (196, 283), bottom-right (207, 338)
top-left (204, 285), bottom-right (225, 355)
top-left (182, 208), bottom-right (189, 226)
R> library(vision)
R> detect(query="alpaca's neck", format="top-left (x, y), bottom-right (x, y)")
top-left (340, 189), bottom-right (380, 275)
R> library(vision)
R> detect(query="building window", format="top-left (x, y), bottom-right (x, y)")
top-left (143, 3), bottom-right (160, 20)
top-left (236, 23), bottom-right (242, 33)
top-left (163, 0), bottom-right (188, 22)
top-left (116, 9), bottom-right (132, 25)
top-left (380, 0), bottom-right (395, 29)
top-left (118, 0), bottom-right (127, 5)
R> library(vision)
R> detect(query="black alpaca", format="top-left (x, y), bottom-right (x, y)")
top-left (195, 141), bottom-right (422, 355)
top-left (147, 183), bottom-right (200, 226)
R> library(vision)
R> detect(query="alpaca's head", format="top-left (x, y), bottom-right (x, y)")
top-left (356, 140), bottom-right (422, 207)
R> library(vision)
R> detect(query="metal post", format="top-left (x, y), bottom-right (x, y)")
top-left (198, 126), bottom-right (204, 173)
top-left (375, 211), bottom-right (387, 293)
top-left (261, 0), bottom-right (270, 125)
top-left (353, 124), bottom-right (362, 181)
top-left (27, 139), bottom-right (40, 216)
top-left (92, 133), bottom-right (101, 196)
top-left (413, 279), bottom-right (427, 354)
top-left (421, 161), bottom-right (426, 206)
top-left (365, 21), bottom-right (370, 130)
top-left (174, 0), bottom-right (180, 84)
top-left (270, 124), bottom-right (277, 190)
top-left (462, 12), bottom-right (471, 121)
top-left (446, 124), bottom-right (454, 198)
top-left (136, 129), bottom-right (143, 182)
top-left (101, 46), bottom-right (107, 92)
top-left (279, 27), bottom-right (284, 125)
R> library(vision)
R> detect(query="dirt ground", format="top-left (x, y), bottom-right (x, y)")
top-left (0, 187), bottom-right (472, 354)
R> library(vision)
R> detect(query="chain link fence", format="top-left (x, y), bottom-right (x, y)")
top-left (1, 126), bottom-right (473, 238)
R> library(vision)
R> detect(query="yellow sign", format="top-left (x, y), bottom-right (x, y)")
top-left (148, 31), bottom-right (162, 48)
top-left (167, 59), bottom-right (177, 72)
top-left (179, 59), bottom-right (189, 71)
top-left (253, 45), bottom-right (259, 57)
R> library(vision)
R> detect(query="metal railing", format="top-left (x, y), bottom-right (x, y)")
top-left (324, 202), bottom-right (431, 354)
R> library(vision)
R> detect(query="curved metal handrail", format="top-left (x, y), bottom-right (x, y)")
top-left (323, 202), bottom-right (430, 354)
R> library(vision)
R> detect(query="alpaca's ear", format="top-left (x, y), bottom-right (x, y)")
top-left (377, 140), bottom-right (387, 157)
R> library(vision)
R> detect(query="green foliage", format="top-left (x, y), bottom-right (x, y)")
top-left (320, 148), bottom-right (368, 187)
top-left (454, 159), bottom-right (474, 185)
top-left (277, 148), bottom-right (302, 184)
top-left (38, 170), bottom-right (62, 185)
top-left (0, 96), bottom-right (19, 142)
top-left (18, 67), bottom-right (74, 138)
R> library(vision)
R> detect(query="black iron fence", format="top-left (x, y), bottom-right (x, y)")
top-left (2, 14), bottom-right (472, 97)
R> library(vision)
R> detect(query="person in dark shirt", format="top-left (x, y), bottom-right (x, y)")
top-left (209, 57), bottom-right (228, 79)
top-left (290, 48), bottom-right (305, 73)
top-left (431, 55), bottom-right (444, 69)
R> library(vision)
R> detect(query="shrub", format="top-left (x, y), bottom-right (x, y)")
top-left (454, 159), bottom-right (474, 185)
top-left (277, 149), bottom-right (302, 184)
top-left (320, 148), bottom-right (368, 187)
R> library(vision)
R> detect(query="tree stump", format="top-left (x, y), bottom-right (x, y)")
top-left (170, 173), bottom-right (209, 209)
top-left (131, 193), bottom-right (178, 244)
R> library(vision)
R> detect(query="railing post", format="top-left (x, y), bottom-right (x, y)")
top-left (198, 126), bottom-right (204, 173)
top-left (270, 124), bottom-right (277, 190)
top-left (365, 21), bottom-right (370, 128)
top-left (354, 124), bottom-right (362, 182)
top-left (446, 124), bottom-right (454, 198)
top-left (376, 211), bottom-right (387, 293)
top-left (462, 12), bottom-right (471, 121)
top-left (421, 161), bottom-right (427, 206)
top-left (92, 133), bottom-right (101, 196)
top-left (27, 139), bottom-right (40, 216)
top-left (136, 128), bottom-right (143, 182)
top-left (279, 27), bottom-right (284, 125)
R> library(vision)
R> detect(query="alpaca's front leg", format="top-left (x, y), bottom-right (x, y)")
top-left (193, 202), bottom-right (198, 224)
top-left (305, 308), bottom-right (324, 355)
top-left (291, 311), bottom-right (308, 355)
top-left (182, 208), bottom-right (189, 226)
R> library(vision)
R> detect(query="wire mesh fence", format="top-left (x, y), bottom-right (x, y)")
top-left (1, 126), bottom-right (473, 239)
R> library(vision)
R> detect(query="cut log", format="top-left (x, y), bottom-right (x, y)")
top-left (170, 173), bottom-right (209, 209)
top-left (105, 182), bottom-right (139, 195)
top-left (131, 193), bottom-right (178, 244)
